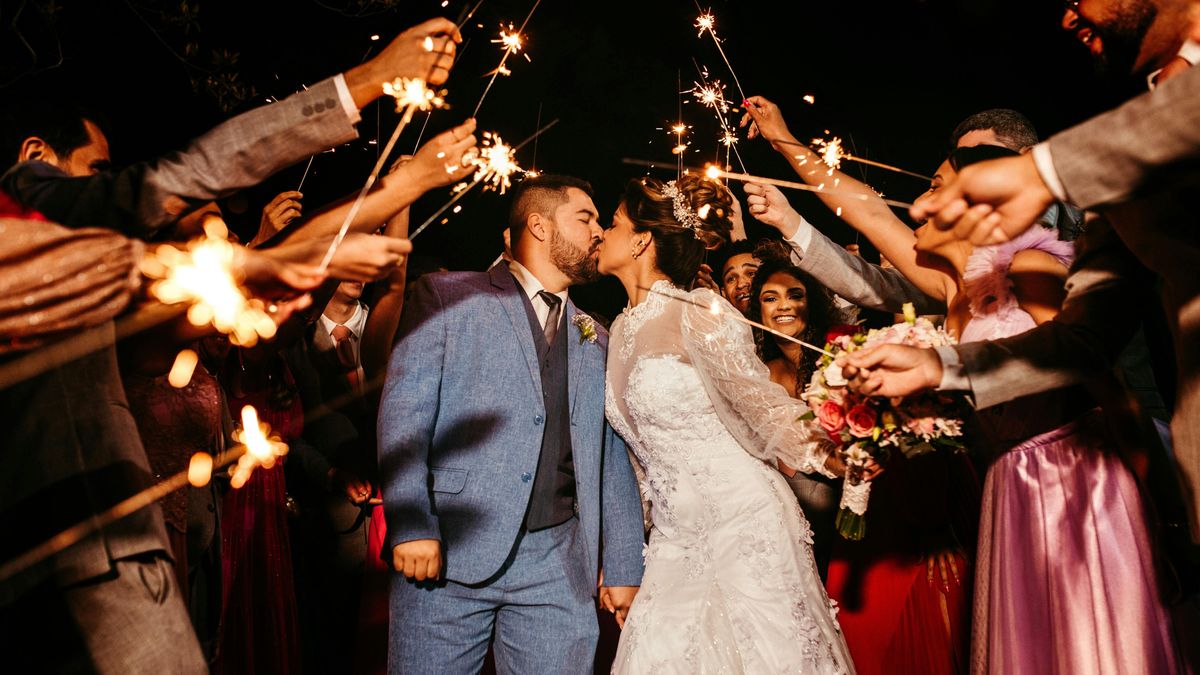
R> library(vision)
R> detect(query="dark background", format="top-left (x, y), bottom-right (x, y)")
top-left (0, 0), bottom-right (1140, 317)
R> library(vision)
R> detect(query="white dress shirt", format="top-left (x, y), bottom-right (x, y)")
top-left (508, 259), bottom-right (568, 331)
top-left (332, 74), bottom-right (363, 125)
top-left (315, 302), bottom-right (368, 360)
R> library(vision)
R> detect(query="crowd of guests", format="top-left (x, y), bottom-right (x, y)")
top-left (1, 0), bottom-right (1199, 673)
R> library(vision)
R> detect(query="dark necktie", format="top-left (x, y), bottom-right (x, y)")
top-left (330, 324), bottom-right (361, 392)
top-left (537, 290), bottom-right (562, 346)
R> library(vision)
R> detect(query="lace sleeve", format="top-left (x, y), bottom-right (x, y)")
top-left (679, 288), bottom-right (838, 478)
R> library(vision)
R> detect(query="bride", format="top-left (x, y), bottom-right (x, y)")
top-left (597, 174), bottom-right (855, 674)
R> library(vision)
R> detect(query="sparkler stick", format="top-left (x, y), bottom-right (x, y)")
top-left (693, 5), bottom-right (748, 105)
top-left (640, 284), bottom-right (834, 358)
top-left (296, 154), bottom-right (316, 191)
top-left (621, 158), bottom-right (915, 209)
top-left (0, 405), bottom-right (287, 583)
top-left (408, 175), bottom-right (485, 240)
top-left (0, 303), bottom-right (184, 391)
top-left (471, 0), bottom-right (542, 118)
top-left (768, 136), bottom-right (933, 182)
top-left (410, 118), bottom-right (559, 239)
top-left (412, 36), bottom-right (474, 152)
top-left (456, 0), bottom-right (487, 29)
top-left (318, 76), bottom-right (448, 271)
top-left (0, 352), bottom-right (404, 583)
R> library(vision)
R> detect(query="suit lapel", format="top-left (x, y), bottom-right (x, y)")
top-left (566, 299), bottom-right (587, 415)
top-left (490, 263), bottom-right (543, 398)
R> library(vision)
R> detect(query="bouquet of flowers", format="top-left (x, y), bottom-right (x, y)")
top-left (800, 304), bottom-right (967, 540)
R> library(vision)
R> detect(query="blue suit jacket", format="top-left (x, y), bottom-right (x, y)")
top-left (378, 262), bottom-right (644, 589)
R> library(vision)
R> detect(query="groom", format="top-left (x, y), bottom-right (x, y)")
top-left (379, 174), bottom-right (645, 674)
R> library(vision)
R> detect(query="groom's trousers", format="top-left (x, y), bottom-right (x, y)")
top-left (388, 517), bottom-right (597, 675)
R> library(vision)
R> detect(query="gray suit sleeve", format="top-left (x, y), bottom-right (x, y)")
top-left (1049, 63), bottom-right (1200, 209)
top-left (788, 224), bottom-right (944, 315)
top-left (0, 77), bottom-right (359, 238)
top-left (953, 216), bottom-right (1156, 409)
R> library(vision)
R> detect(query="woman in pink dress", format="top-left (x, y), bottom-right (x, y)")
top-left (741, 95), bottom-right (1181, 674)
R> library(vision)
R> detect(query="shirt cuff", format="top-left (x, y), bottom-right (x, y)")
top-left (1031, 143), bottom-right (1067, 203)
top-left (934, 345), bottom-right (970, 392)
top-left (784, 215), bottom-right (815, 258)
top-left (333, 73), bottom-right (362, 125)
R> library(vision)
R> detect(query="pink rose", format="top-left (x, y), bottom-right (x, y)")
top-left (905, 416), bottom-right (937, 437)
top-left (816, 401), bottom-right (846, 435)
top-left (846, 404), bottom-right (878, 438)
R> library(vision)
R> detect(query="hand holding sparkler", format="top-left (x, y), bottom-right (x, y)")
top-left (740, 95), bottom-right (799, 151)
top-left (142, 221), bottom-right (324, 347)
top-left (744, 182), bottom-right (804, 238)
top-left (319, 233), bottom-right (412, 282)
top-left (406, 117), bottom-right (479, 187)
top-left (344, 17), bottom-right (462, 108)
top-left (250, 191), bottom-right (304, 248)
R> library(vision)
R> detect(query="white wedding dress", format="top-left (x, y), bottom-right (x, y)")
top-left (606, 282), bottom-right (855, 674)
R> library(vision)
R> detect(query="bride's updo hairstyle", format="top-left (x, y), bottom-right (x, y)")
top-left (621, 174), bottom-right (734, 287)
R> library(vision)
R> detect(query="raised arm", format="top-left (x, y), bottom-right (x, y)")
top-left (0, 17), bottom-right (462, 238)
top-left (277, 120), bottom-right (477, 245)
top-left (745, 181), bottom-right (945, 315)
top-left (741, 95), bottom-right (951, 301)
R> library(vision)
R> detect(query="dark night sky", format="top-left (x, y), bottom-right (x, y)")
top-left (1, 0), bottom-right (1141, 317)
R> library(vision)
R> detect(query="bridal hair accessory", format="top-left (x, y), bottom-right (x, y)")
top-left (660, 180), bottom-right (708, 240)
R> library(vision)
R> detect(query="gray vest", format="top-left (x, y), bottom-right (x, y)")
top-left (516, 284), bottom-right (576, 531)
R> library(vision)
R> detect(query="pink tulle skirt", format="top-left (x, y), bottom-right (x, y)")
top-left (971, 413), bottom-right (1180, 674)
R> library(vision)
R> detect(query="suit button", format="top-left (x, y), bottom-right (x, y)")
top-left (314, 102), bottom-right (326, 113)
top-left (534, 414), bottom-right (544, 424)
top-left (522, 472), bottom-right (532, 482)
top-left (325, 97), bottom-right (337, 109)
top-left (302, 105), bottom-right (314, 116)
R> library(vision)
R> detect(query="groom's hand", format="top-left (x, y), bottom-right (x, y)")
top-left (392, 539), bottom-right (442, 581)
top-left (600, 586), bottom-right (639, 629)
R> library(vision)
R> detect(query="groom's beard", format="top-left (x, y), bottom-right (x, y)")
top-left (551, 228), bottom-right (601, 284)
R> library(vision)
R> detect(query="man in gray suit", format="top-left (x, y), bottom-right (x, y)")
top-left (847, 2), bottom-right (1200, 541)
top-left (0, 17), bottom-right (461, 672)
top-left (379, 174), bottom-right (645, 674)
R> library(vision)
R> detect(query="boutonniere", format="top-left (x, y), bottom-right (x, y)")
top-left (571, 314), bottom-right (598, 344)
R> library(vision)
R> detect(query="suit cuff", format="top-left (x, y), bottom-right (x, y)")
top-left (333, 74), bottom-right (362, 125)
top-left (1031, 143), bottom-right (1068, 203)
top-left (934, 345), bottom-right (971, 392)
top-left (784, 215), bottom-right (815, 259)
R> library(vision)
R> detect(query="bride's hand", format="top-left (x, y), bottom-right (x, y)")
top-left (823, 453), bottom-right (885, 480)
top-left (822, 452), bottom-right (846, 476)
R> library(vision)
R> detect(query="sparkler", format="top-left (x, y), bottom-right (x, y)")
top-left (642, 284), bottom-right (834, 358)
top-left (168, 349), bottom-right (199, 388)
top-left (0, 405), bottom-right (288, 583)
top-left (471, 0), bottom-right (543, 117)
top-left (140, 221), bottom-right (279, 347)
top-left (704, 164), bottom-right (915, 209)
top-left (693, 6), bottom-right (748, 105)
top-left (228, 405), bottom-right (290, 489)
top-left (410, 118), bottom-right (559, 239)
top-left (688, 65), bottom-right (747, 172)
top-left (317, 76), bottom-right (448, 271)
top-left (773, 135), bottom-right (933, 182)
top-left (296, 154), bottom-right (316, 191)
top-left (620, 158), bottom-right (915, 210)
